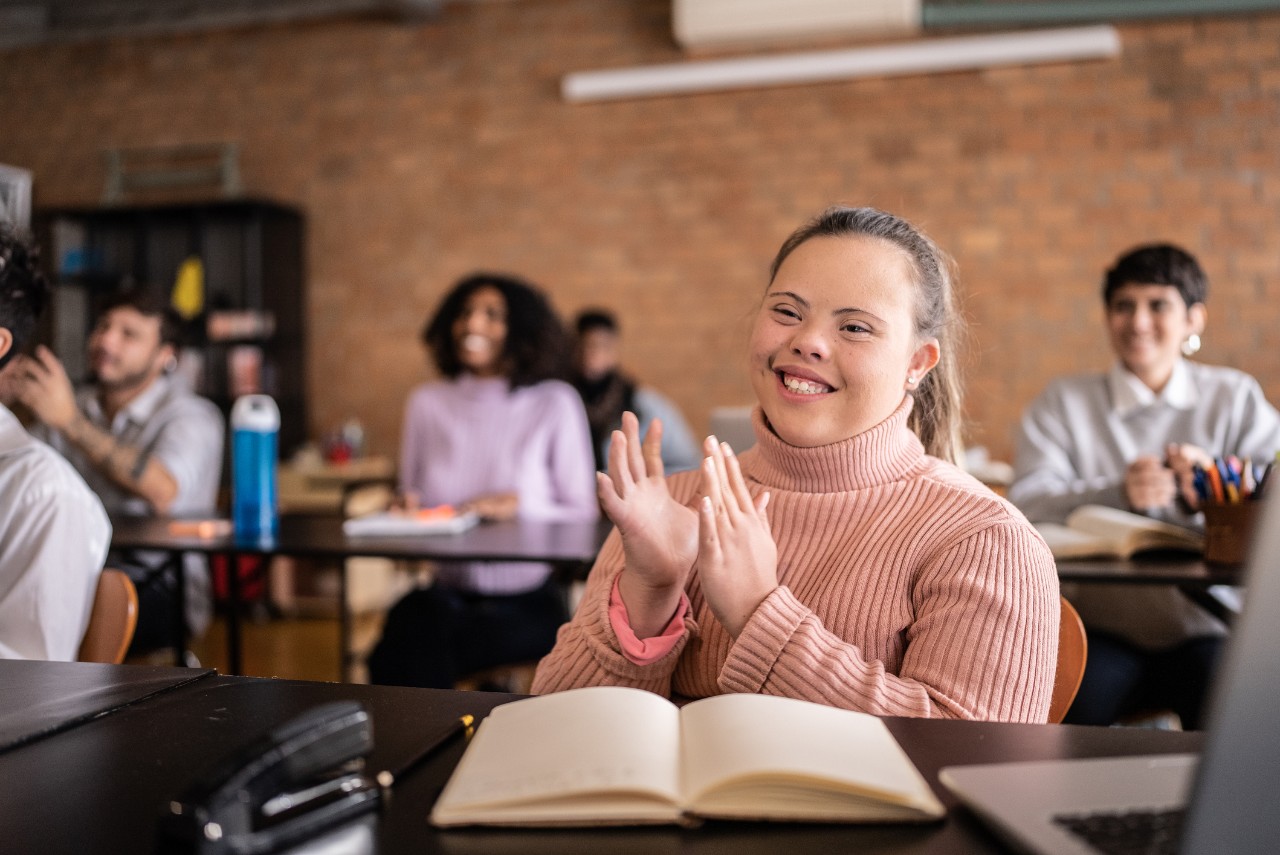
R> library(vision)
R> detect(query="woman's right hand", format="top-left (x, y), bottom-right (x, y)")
top-left (600, 412), bottom-right (697, 637)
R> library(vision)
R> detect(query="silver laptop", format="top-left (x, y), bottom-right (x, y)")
top-left (939, 490), bottom-right (1280, 855)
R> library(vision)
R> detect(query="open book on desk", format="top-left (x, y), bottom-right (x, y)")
top-left (1034, 504), bottom-right (1204, 560)
top-left (430, 686), bottom-right (945, 828)
top-left (342, 506), bottom-right (479, 537)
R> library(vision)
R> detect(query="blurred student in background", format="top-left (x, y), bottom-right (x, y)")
top-left (1010, 244), bottom-right (1280, 728)
top-left (573, 308), bottom-right (699, 473)
top-left (15, 289), bottom-right (223, 656)
top-left (535, 207), bottom-right (1058, 722)
top-left (368, 273), bottom-right (598, 689)
top-left (0, 225), bottom-right (110, 660)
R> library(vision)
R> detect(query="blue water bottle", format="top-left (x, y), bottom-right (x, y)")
top-left (231, 394), bottom-right (280, 542)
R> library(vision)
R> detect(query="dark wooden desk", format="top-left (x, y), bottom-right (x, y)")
top-left (0, 659), bottom-right (211, 755)
top-left (110, 515), bottom-right (613, 676)
top-left (1056, 552), bottom-right (1242, 623)
top-left (0, 661), bottom-right (1203, 855)
top-left (1055, 552), bottom-right (1240, 586)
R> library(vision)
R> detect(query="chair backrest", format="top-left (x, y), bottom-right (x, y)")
top-left (1048, 595), bottom-right (1088, 723)
top-left (77, 569), bottom-right (139, 664)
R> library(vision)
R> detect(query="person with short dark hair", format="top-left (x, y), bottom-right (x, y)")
top-left (15, 287), bottom-right (222, 654)
top-left (367, 272), bottom-right (598, 689)
top-left (1010, 243), bottom-right (1280, 728)
top-left (573, 308), bottom-right (699, 473)
top-left (0, 225), bottom-right (110, 660)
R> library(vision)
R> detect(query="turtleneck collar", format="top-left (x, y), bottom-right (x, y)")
top-left (741, 396), bottom-right (926, 493)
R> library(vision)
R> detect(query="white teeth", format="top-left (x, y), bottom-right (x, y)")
top-left (782, 374), bottom-right (830, 395)
top-left (461, 334), bottom-right (489, 352)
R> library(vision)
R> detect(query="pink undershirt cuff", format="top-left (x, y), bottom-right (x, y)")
top-left (608, 575), bottom-right (688, 665)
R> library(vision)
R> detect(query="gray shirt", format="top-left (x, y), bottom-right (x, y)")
top-left (1009, 359), bottom-right (1280, 649)
top-left (38, 374), bottom-right (224, 635)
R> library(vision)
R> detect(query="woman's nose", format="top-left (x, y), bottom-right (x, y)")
top-left (789, 324), bottom-right (830, 360)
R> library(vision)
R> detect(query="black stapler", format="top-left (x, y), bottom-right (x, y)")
top-left (160, 701), bottom-right (380, 854)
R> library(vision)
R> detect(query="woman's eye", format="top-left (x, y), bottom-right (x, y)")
top-left (772, 306), bottom-right (800, 320)
top-left (841, 322), bottom-right (870, 334)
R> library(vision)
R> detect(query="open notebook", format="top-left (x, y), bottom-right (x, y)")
top-left (939, 491), bottom-right (1280, 854)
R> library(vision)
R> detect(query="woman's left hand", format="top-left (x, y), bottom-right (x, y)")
top-left (463, 491), bottom-right (519, 521)
top-left (695, 437), bottom-right (777, 638)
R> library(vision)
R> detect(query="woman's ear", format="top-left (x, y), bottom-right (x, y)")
top-left (906, 337), bottom-right (940, 388)
top-left (1189, 302), bottom-right (1207, 336)
top-left (0, 328), bottom-right (11, 363)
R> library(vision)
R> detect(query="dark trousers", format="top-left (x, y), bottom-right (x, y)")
top-left (1063, 628), bottom-right (1223, 730)
top-left (117, 558), bottom-right (184, 656)
top-left (366, 576), bottom-right (567, 690)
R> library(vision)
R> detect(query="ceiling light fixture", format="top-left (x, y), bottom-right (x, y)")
top-left (562, 24), bottom-right (1121, 103)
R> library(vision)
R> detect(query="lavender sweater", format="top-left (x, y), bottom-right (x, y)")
top-left (399, 374), bottom-right (599, 594)
top-left (533, 399), bottom-right (1059, 722)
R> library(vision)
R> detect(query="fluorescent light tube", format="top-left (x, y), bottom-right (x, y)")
top-left (562, 25), bottom-right (1121, 103)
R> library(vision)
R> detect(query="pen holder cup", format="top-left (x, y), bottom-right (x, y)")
top-left (1203, 502), bottom-right (1260, 566)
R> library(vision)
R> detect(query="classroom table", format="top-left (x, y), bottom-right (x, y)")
top-left (109, 514), bottom-right (613, 676)
top-left (0, 660), bottom-right (1204, 855)
top-left (0, 659), bottom-right (211, 755)
top-left (1055, 551), bottom-right (1242, 623)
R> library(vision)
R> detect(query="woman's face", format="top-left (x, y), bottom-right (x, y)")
top-left (452, 285), bottom-right (508, 377)
top-left (1106, 282), bottom-right (1205, 389)
top-left (748, 235), bottom-right (939, 448)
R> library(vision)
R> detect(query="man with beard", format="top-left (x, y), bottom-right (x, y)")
top-left (15, 289), bottom-right (222, 656)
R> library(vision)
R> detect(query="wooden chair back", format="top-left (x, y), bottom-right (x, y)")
top-left (77, 569), bottom-right (139, 664)
top-left (1049, 595), bottom-right (1088, 723)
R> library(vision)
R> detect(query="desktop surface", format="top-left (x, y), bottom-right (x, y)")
top-left (0, 663), bottom-right (1203, 855)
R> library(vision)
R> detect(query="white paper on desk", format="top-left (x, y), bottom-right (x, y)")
top-left (342, 510), bottom-right (480, 537)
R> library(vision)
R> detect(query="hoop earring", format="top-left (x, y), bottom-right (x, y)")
top-left (1181, 334), bottom-right (1201, 357)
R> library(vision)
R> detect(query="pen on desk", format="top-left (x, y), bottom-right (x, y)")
top-left (376, 714), bottom-right (475, 794)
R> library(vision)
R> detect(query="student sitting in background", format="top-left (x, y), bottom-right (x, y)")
top-left (0, 225), bottom-right (110, 661)
top-left (573, 308), bottom-right (700, 473)
top-left (1009, 243), bottom-right (1280, 729)
top-left (367, 273), bottom-right (599, 689)
top-left (534, 206), bottom-right (1059, 722)
top-left (15, 289), bottom-right (223, 656)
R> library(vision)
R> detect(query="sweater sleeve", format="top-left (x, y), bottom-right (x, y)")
top-left (531, 528), bottom-right (694, 696)
top-left (717, 520), bottom-right (1060, 723)
top-left (1008, 383), bottom-right (1126, 524)
top-left (523, 385), bottom-right (600, 523)
top-left (397, 391), bottom-right (426, 496)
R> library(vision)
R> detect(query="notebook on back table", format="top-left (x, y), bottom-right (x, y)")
top-left (939, 492), bottom-right (1280, 855)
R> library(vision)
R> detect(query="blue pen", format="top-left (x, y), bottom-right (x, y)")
top-left (1192, 465), bottom-right (1209, 502)
top-left (1217, 458), bottom-right (1240, 503)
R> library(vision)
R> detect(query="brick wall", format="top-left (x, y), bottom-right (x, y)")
top-left (2, 2), bottom-right (1279, 465)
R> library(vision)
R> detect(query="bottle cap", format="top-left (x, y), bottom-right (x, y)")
top-left (231, 394), bottom-right (280, 432)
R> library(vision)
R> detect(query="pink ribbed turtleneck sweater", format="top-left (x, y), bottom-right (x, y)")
top-left (532, 399), bottom-right (1059, 723)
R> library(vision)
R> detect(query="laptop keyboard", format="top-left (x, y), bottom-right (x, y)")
top-left (1053, 807), bottom-right (1185, 855)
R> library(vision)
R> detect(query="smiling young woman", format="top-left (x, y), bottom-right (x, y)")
top-left (533, 207), bottom-right (1060, 723)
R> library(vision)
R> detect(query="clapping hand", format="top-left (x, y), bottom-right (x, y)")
top-left (600, 412), bottom-right (698, 638)
top-left (695, 437), bottom-right (777, 639)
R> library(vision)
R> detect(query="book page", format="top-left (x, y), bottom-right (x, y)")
top-left (1033, 522), bottom-right (1116, 559)
top-left (431, 686), bottom-right (683, 826)
top-left (342, 509), bottom-right (479, 537)
top-left (678, 694), bottom-right (944, 821)
top-left (1065, 505), bottom-right (1203, 555)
